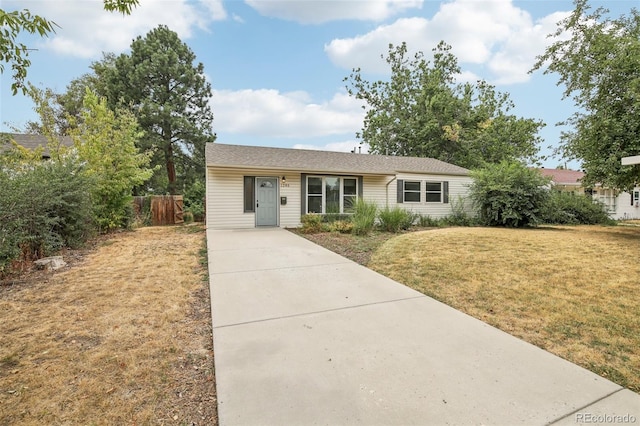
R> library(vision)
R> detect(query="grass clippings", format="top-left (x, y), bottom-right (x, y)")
top-left (365, 225), bottom-right (640, 393)
top-left (0, 225), bottom-right (216, 425)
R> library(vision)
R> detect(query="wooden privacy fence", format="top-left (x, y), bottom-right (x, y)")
top-left (133, 195), bottom-right (184, 226)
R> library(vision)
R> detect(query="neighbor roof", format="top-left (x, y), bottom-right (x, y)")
top-left (2, 133), bottom-right (73, 158)
top-left (536, 168), bottom-right (585, 185)
top-left (206, 143), bottom-right (469, 176)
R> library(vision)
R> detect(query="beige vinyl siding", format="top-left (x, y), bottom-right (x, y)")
top-left (362, 175), bottom-right (396, 208)
top-left (279, 174), bottom-right (301, 228)
top-left (362, 174), bottom-right (472, 218)
top-left (206, 167), bottom-right (302, 229)
top-left (392, 173), bottom-right (473, 218)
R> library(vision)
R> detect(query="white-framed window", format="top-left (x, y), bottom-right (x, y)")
top-left (306, 176), bottom-right (359, 214)
top-left (598, 188), bottom-right (617, 213)
top-left (397, 179), bottom-right (449, 204)
top-left (343, 178), bottom-right (358, 213)
top-left (403, 181), bottom-right (421, 202)
top-left (425, 181), bottom-right (443, 202)
top-left (307, 177), bottom-right (323, 213)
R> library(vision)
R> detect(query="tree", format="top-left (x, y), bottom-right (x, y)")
top-left (0, 0), bottom-right (138, 95)
top-left (345, 42), bottom-right (544, 169)
top-left (532, 0), bottom-right (640, 190)
top-left (469, 161), bottom-right (551, 228)
top-left (104, 25), bottom-right (215, 194)
top-left (70, 89), bottom-right (153, 231)
top-left (22, 53), bottom-right (117, 136)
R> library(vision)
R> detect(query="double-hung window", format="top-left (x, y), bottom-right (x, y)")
top-left (403, 181), bottom-right (421, 202)
top-left (306, 176), bottom-right (358, 214)
top-left (343, 178), bottom-right (357, 213)
top-left (398, 179), bottom-right (449, 204)
top-left (425, 182), bottom-right (443, 202)
top-left (307, 177), bottom-right (324, 213)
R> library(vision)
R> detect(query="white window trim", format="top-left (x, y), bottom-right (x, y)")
top-left (403, 180), bottom-right (421, 203)
top-left (425, 181), bottom-right (443, 203)
top-left (306, 175), bottom-right (359, 214)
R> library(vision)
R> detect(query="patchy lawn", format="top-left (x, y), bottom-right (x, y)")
top-left (0, 225), bottom-right (217, 425)
top-left (294, 230), bottom-right (402, 266)
top-left (298, 225), bottom-right (640, 394)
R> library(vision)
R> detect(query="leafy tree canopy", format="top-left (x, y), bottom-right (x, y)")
top-left (103, 25), bottom-right (216, 194)
top-left (532, 0), bottom-right (640, 190)
top-left (69, 89), bottom-right (153, 231)
top-left (345, 42), bottom-right (544, 169)
top-left (0, 0), bottom-right (138, 95)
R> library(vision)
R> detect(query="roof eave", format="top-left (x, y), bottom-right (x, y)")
top-left (207, 164), bottom-right (395, 176)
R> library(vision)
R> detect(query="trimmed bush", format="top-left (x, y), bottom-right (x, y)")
top-left (352, 199), bottom-right (378, 236)
top-left (300, 214), bottom-right (324, 234)
top-left (327, 220), bottom-right (353, 234)
top-left (378, 207), bottom-right (417, 232)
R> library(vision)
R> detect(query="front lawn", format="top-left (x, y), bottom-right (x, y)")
top-left (0, 225), bottom-right (217, 425)
top-left (299, 225), bottom-right (640, 393)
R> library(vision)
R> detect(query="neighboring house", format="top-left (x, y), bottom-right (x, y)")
top-left (535, 167), bottom-right (640, 220)
top-left (536, 168), bottom-right (586, 195)
top-left (1, 133), bottom-right (73, 159)
top-left (205, 143), bottom-right (473, 229)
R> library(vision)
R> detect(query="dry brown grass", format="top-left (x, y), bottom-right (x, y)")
top-left (0, 225), bottom-right (216, 425)
top-left (367, 225), bottom-right (640, 393)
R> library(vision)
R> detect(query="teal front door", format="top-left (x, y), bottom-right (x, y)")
top-left (256, 177), bottom-right (278, 226)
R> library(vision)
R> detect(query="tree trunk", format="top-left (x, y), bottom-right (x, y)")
top-left (165, 142), bottom-right (177, 194)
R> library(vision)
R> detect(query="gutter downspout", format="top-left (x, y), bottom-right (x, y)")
top-left (385, 175), bottom-right (397, 208)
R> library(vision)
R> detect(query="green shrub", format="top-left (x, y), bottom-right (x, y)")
top-left (541, 191), bottom-right (614, 225)
top-left (327, 220), bottom-right (353, 234)
top-left (418, 214), bottom-right (445, 227)
top-left (300, 214), bottom-right (324, 233)
top-left (183, 211), bottom-right (194, 224)
top-left (184, 180), bottom-right (206, 222)
top-left (352, 199), bottom-right (378, 236)
top-left (323, 213), bottom-right (352, 223)
top-left (469, 161), bottom-right (550, 228)
top-left (0, 156), bottom-right (95, 275)
top-left (378, 206), bottom-right (417, 232)
top-left (442, 196), bottom-right (476, 226)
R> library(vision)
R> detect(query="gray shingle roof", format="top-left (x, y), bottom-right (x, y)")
top-left (2, 133), bottom-right (73, 158)
top-left (206, 143), bottom-right (469, 176)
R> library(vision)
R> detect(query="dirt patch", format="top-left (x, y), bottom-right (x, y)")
top-left (0, 225), bottom-right (217, 425)
top-left (291, 229), bottom-right (421, 266)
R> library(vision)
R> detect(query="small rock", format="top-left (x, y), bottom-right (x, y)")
top-left (34, 256), bottom-right (67, 271)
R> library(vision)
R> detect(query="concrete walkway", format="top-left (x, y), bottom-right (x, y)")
top-left (207, 228), bottom-right (640, 426)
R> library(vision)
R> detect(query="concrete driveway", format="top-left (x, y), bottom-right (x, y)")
top-left (207, 228), bottom-right (640, 425)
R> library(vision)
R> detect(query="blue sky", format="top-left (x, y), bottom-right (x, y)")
top-left (1, 0), bottom-right (636, 168)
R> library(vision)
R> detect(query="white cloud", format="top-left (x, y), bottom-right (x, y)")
top-left (212, 89), bottom-right (365, 138)
top-left (245, 0), bottom-right (422, 24)
top-left (6, 0), bottom-right (226, 59)
top-left (325, 0), bottom-right (570, 84)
